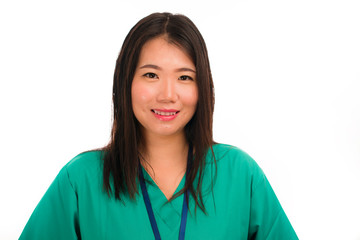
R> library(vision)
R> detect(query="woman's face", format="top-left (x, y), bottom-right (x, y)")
top-left (131, 37), bottom-right (198, 140)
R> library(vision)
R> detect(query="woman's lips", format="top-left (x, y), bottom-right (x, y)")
top-left (151, 109), bottom-right (179, 121)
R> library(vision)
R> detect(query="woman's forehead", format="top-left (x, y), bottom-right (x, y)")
top-left (137, 37), bottom-right (195, 71)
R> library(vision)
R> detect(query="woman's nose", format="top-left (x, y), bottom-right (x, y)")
top-left (157, 77), bottom-right (178, 103)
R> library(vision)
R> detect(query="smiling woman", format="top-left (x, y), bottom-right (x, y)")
top-left (20, 12), bottom-right (298, 240)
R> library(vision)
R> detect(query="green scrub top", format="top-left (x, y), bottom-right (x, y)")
top-left (20, 144), bottom-right (298, 239)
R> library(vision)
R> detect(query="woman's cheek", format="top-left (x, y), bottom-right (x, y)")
top-left (183, 86), bottom-right (198, 106)
top-left (132, 82), bottom-right (154, 104)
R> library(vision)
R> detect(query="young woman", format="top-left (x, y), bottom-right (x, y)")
top-left (20, 12), bottom-right (298, 239)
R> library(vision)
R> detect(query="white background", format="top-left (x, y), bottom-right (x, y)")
top-left (1, 0), bottom-right (359, 239)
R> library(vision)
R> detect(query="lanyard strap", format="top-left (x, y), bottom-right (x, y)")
top-left (139, 144), bottom-right (192, 240)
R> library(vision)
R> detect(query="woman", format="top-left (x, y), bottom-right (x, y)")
top-left (20, 12), bottom-right (298, 239)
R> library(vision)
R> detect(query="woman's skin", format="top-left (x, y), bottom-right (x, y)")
top-left (131, 36), bottom-right (198, 199)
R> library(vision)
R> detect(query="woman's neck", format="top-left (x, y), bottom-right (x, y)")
top-left (140, 131), bottom-right (189, 199)
top-left (141, 131), bottom-right (188, 170)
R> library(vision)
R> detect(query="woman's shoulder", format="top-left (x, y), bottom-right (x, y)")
top-left (209, 143), bottom-right (263, 175)
top-left (61, 150), bottom-right (104, 186)
top-left (210, 143), bottom-right (255, 163)
top-left (66, 150), bottom-right (103, 169)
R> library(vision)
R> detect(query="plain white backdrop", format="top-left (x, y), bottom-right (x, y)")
top-left (1, 0), bottom-right (359, 239)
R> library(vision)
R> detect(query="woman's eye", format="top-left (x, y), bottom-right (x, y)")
top-left (144, 73), bottom-right (158, 79)
top-left (179, 75), bottom-right (193, 81)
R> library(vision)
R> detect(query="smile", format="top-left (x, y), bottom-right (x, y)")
top-left (151, 109), bottom-right (180, 121)
top-left (152, 110), bottom-right (179, 116)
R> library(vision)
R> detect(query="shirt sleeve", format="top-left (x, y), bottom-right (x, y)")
top-left (19, 166), bottom-right (80, 240)
top-left (248, 170), bottom-right (298, 240)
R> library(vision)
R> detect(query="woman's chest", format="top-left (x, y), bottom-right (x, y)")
top-left (76, 181), bottom-right (251, 239)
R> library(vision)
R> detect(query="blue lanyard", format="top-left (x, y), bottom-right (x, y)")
top-left (139, 145), bottom-right (192, 240)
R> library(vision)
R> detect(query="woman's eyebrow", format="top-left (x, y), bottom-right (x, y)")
top-left (139, 64), bottom-right (196, 73)
top-left (139, 64), bottom-right (161, 70)
top-left (176, 67), bottom-right (196, 73)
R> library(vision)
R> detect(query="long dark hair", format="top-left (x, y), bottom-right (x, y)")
top-left (102, 12), bottom-right (215, 213)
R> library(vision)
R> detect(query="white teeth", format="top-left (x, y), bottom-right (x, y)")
top-left (153, 110), bottom-right (177, 116)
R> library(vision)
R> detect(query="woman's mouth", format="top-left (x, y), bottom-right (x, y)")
top-left (151, 109), bottom-right (179, 120)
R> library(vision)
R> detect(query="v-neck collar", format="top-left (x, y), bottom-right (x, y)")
top-left (141, 166), bottom-right (186, 233)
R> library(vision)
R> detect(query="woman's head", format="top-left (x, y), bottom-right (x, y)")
top-left (105, 13), bottom-right (215, 211)
top-left (131, 36), bottom-right (199, 141)
top-left (112, 12), bottom-right (214, 146)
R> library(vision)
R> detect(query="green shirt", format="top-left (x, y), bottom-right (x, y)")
top-left (20, 144), bottom-right (298, 239)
